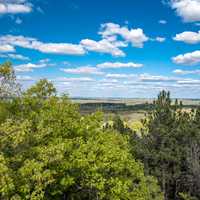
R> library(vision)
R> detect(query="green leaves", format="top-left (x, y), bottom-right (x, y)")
top-left (0, 62), bottom-right (163, 199)
top-left (0, 62), bottom-right (21, 99)
top-left (25, 79), bottom-right (56, 99)
top-left (0, 93), bottom-right (163, 200)
top-left (133, 90), bottom-right (200, 200)
top-left (0, 154), bottom-right (15, 198)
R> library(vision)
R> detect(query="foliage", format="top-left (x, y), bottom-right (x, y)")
top-left (0, 62), bottom-right (163, 200)
top-left (0, 62), bottom-right (21, 99)
top-left (25, 79), bottom-right (56, 98)
top-left (130, 121), bottom-right (144, 135)
top-left (132, 91), bottom-right (200, 200)
top-left (179, 193), bottom-right (197, 200)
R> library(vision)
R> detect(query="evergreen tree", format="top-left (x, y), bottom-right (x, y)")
top-left (133, 91), bottom-right (200, 200)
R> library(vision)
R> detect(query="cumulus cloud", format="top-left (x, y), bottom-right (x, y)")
top-left (99, 22), bottom-right (149, 48)
top-left (172, 50), bottom-right (200, 65)
top-left (0, 22), bottom-right (150, 57)
top-left (14, 61), bottom-right (54, 72)
top-left (0, 44), bottom-right (15, 52)
top-left (0, 35), bottom-right (35, 48)
top-left (80, 23), bottom-right (150, 56)
top-left (0, 0), bottom-right (32, 14)
top-left (0, 34), bottom-right (125, 57)
top-left (60, 66), bottom-right (104, 75)
top-left (170, 0), bottom-right (200, 22)
top-left (0, 22), bottom-right (152, 58)
top-left (0, 35), bottom-right (86, 55)
top-left (97, 62), bottom-right (143, 69)
top-left (80, 38), bottom-right (126, 57)
top-left (173, 30), bottom-right (200, 44)
top-left (34, 42), bottom-right (85, 55)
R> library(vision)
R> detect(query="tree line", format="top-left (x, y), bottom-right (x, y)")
top-left (0, 62), bottom-right (200, 200)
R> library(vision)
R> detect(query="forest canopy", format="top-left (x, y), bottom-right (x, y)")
top-left (1, 62), bottom-right (200, 200)
top-left (0, 63), bottom-right (163, 199)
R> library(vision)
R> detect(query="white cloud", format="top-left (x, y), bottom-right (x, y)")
top-left (99, 23), bottom-right (149, 48)
top-left (54, 73), bottom-right (200, 98)
top-left (155, 37), bottom-right (166, 42)
top-left (173, 69), bottom-right (200, 74)
top-left (8, 53), bottom-right (29, 60)
top-left (159, 20), bottom-right (167, 24)
top-left (14, 62), bottom-right (52, 72)
top-left (0, 0), bottom-right (32, 14)
top-left (177, 79), bottom-right (200, 84)
top-left (16, 75), bottom-right (34, 81)
top-left (0, 35), bottom-right (35, 48)
top-left (99, 78), bottom-right (119, 83)
top-left (0, 44), bottom-right (15, 52)
top-left (0, 22), bottom-right (149, 58)
top-left (55, 77), bottom-right (94, 82)
top-left (173, 30), bottom-right (200, 44)
top-left (172, 50), bottom-right (200, 65)
top-left (0, 35), bottom-right (86, 55)
top-left (0, 53), bottom-right (29, 60)
top-left (139, 73), bottom-right (179, 82)
top-left (60, 66), bottom-right (104, 75)
top-left (106, 73), bottom-right (136, 79)
top-left (170, 0), bottom-right (200, 22)
top-left (39, 58), bottom-right (50, 63)
top-left (34, 42), bottom-right (85, 55)
top-left (80, 38), bottom-right (126, 57)
top-left (97, 62), bottom-right (143, 69)
top-left (173, 69), bottom-right (188, 75)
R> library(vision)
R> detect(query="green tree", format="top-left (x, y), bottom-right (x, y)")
top-left (132, 91), bottom-right (200, 200)
top-left (0, 62), bottom-right (21, 99)
top-left (25, 79), bottom-right (56, 99)
top-left (0, 73), bottom-right (163, 199)
top-left (112, 115), bottom-right (133, 135)
top-left (0, 62), bottom-right (22, 124)
top-left (134, 91), bottom-right (184, 200)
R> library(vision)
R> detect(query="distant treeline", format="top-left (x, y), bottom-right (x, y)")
top-left (78, 102), bottom-right (198, 112)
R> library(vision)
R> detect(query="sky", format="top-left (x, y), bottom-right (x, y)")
top-left (0, 0), bottom-right (200, 98)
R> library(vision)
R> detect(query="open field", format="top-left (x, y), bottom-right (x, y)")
top-left (72, 98), bottom-right (200, 123)
top-left (72, 98), bottom-right (153, 105)
top-left (72, 98), bottom-right (200, 106)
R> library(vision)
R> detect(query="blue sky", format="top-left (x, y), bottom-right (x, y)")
top-left (0, 0), bottom-right (200, 98)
